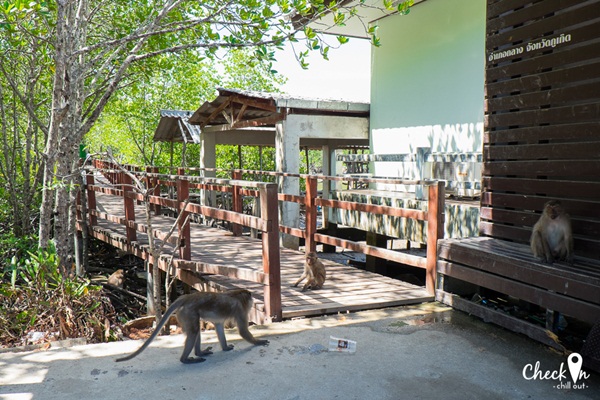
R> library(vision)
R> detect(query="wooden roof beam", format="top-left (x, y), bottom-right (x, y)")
top-left (200, 98), bottom-right (232, 129)
top-left (204, 112), bottom-right (286, 132)
top-left (232, 111), bottom-right (286, 129)
top-left (234, 103), bottom-right (249, 126)
top-left (230, 95), bottom-right (277, 112)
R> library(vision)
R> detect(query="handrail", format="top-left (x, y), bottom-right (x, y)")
top-left (82, 159), bottom-right (282, 321)
top-left (82, 157), bottom-right (446, 316)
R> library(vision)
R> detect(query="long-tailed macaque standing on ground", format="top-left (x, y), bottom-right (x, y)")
top-left (107, 269), bottom-right (125, 288)
top-left (116, 289), bottom-right (269, 364)
top-left (293, 252), bottom-right (326, 292)
top-left (530, 200), bottom-right (574, 264)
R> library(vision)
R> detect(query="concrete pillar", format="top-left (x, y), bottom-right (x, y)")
top-left (333, 149), bottom-right (344, 191)
top-left (200, 130), bottom-right (217, 221)
top-left (321, 144), bottom-right (331, 230)
top-left (275, 119), bottom-right (300, 250)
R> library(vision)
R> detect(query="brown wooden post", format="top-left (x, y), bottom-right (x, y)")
top-left (232, 169), bottom-right (243, 236)
top-left (152, 166), bottom-right (161, 215)
top-left (122, 171), bottom-right (137, 243)
top-left (134, 166), bottom-right (142, 205)
top-left (113, 161), bottom-right (119, 186)
top-left (425, 181), bottom-right (445, 295)
top-left (145, 166), bottom-right (160, 215)
top-left (305, 176), bottom-right (318, 253)
top-left (86, 170), bottom-right (97, 226)
top-left (260, 182), bottom-right (282, 322)
top-left (177, 168), bottom-right (191, 260)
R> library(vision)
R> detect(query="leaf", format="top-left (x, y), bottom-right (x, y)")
top-left (337, 35), bottom-right (349, 45)
top-left (262, 7), bottom-right (274, 18)
top-left (304, 26), bottom-right (316, 39)
top-left (398, 0), bottom-right (414, 15)
top-left (333, 12), bottom-right (345, 26)
top-left (321, 45), bottom-right (329, 60)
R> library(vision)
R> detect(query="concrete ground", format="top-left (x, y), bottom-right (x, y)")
top-left (1, 303), bottom-right (599, 400)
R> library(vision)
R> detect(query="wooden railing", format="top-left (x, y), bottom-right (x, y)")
top-left (180, 167), bottom-right (444, 294)
top-left (81, 159), bottom-right (445, 321)
top-left (274, 173), bottom-right (445, 294)
top-left (82, 159), bottom-right (282, 321)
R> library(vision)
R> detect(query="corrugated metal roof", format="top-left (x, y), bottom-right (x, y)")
top-left (154, 89), bottom-right (370, 145)
top-left (188, 88), bottom-right (369, 127)
top-left (219, 88), bottom-right (370, 111)
top-left (153, 110), bottom-right (202, 143)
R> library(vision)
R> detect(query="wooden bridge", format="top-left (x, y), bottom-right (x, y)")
top-left (78, 159), bottom-right (444, 323)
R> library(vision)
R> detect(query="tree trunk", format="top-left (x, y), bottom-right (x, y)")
top-left (40, 0), bottom-right (89, 269)
top-left (38, 2), bottom-right (68, 250)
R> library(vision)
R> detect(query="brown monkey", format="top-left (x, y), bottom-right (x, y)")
top-left (530, 200), bottom-right (574, 264)
top-left (107, 269), bottom-right (125, 288)
top-left (116, 289), bottom-right (268, 364)
top-left (293, 252), bottom-right (326, 292)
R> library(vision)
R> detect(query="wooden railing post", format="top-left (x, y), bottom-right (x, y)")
top-left (152, 166), bottom-right (161, 215)
top-left (122, 170), bottom-right (137, 243)
top-left (145, 166), bottom-right (160, 215)
top-left (426, 181), bottom-right (445, 295)
top-left (113, 161), bottom-right (120, 186)
top-left (261, 182), bottom-right (281, 322)
top-left (134, 166), bottom-right (142, 205)
top-left (232, 169), bottom-right (243, 236)
top-left (177, 168), bottom-right (191, 260)
top-left (305, 176), bottom-right (318, 253)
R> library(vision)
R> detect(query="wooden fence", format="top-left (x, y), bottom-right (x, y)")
top-left (85, 159), bottom-right (282, 319)
top-left (81, 159), bottom-right (445, 320)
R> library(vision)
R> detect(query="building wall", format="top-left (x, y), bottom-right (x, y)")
top-left (370, 0), bottom-right (486, 180)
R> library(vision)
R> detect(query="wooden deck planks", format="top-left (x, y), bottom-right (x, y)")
top-left (89, 192), bottom-right (432, 320)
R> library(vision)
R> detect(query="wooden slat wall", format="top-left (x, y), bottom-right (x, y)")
top-left (482, 0), bottom-right (600, 258)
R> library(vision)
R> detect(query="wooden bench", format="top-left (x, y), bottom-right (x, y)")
top-left (436, 236), bottom-right (600, 349)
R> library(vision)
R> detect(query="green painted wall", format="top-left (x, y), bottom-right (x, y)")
top-left (370, 0), bottom-right (486, 178)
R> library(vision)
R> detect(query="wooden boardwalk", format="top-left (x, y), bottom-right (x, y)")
top-left (90, 192), bottom-right (433, 321)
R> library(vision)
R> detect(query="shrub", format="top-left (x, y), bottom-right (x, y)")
top-left (0, 241), bottom-right (118, 348)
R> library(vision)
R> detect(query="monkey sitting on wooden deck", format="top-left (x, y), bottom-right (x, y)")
top-left (530, 200), bottom-right (574, 264)
top-left (116, 289), bottom-right (269, 364)
top-left (292, 252), bottom-right (326, 292)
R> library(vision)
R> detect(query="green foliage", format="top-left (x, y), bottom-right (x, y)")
top-left (87, 48), bottom-right (286, 167)
top-left (86, 51), bottom-right (212, 166)
top-left (398, 0), bottom-right (414, 15)
top-left (0, 0), bottom-right (53, 40)
top-left (0, 232), bottom-right (36, 274)
top-left (0, 0), bottom-right (50, 237)
top-left (0, 240), bottom-right (117, 347)
top-left (215, 145), bottom-right (277, 180)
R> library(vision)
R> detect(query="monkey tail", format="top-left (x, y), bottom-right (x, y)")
top-left (115, 296), bottom-right (185, 362)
